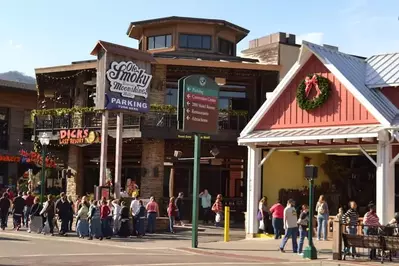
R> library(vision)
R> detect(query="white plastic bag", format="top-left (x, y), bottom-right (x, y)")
top-left (215, 213), bottom-right (221, 223)
top-left (259, 220), bottom-right (265, 230)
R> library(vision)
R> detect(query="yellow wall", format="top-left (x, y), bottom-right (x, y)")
top-left (262, 151), bottom-right (330, 203)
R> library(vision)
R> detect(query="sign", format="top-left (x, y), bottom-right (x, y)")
top-left (0, 155), bottom-right (20, 163)
top-left (105, 61), bottom-right (152, 113)
top-left (59, 129), bottom-right (101, 145)
top-left (177, 75), bottom-right (219, 134)
top-left (177, 134), bottom-right (211, 140)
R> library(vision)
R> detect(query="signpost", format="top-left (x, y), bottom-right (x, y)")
top-left (177, 75), bottom-right (219, 248)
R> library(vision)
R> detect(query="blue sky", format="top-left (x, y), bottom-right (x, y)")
top-left (0, 0), bottom-right (398, 76)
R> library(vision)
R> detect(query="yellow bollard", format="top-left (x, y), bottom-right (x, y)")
top-left (224, 206), bottom-right (230, 242)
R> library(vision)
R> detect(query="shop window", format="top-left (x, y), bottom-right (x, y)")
top-left (147, 34), bottom-right (172, 50)
top-left (23, 110), bottom-right (33, 142)
top-left (179, 34), bottom-right (211, 50)
top-left (0, 108), bottom-right (9, 150)
top-left (218, 38), bottom-right (235, 56)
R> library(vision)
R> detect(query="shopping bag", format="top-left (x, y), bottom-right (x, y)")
top-left (215, 213), bottom-right (221, 223)
top-left (259, 220), bottom-right (265, 230)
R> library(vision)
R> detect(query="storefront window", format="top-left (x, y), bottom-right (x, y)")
top-left (147, 34), bottom-right (172, 50)
top-left (179, 34), bottom-right (211, 50)
top-left (219, 91), bottom-right (246, 110)
top-left (0, 108), bottom-right (9, 150)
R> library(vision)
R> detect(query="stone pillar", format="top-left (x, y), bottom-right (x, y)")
top-left (140, 139), bottom-right (165, 200)
top-left (376, 130), bottom-right (395, 225)
top-left (67, 145), bottom-right (83, 200)
top-left (246, 145), bottom-right (261, 237)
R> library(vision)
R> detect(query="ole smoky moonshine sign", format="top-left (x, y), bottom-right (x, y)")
top-left (105, 61), bottom-right (152, 112)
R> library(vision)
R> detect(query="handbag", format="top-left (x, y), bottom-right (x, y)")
top-left (257, 211), bottom-right (263, 221)
top-left (259, 220), bottom-right (265, 230)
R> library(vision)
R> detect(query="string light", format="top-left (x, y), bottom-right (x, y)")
top-left (39, 69), bottom-right (96, 80)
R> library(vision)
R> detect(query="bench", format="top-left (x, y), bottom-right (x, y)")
top-left (382, 236), bottom-right (399, 262)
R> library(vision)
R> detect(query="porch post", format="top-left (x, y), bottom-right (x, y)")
top-left (246, 145), bottom-right (261, 237)
top-left (376, 131), bottom-right (395, 225)
top-left (99, 110), bottom-right (109, 187)
top-left (114, 112), bottom-right (123, 199)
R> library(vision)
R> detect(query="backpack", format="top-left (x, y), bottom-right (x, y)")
top-left (317, 203), bottom-right (325, 214)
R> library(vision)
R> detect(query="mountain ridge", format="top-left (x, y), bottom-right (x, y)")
top-left (0, 71), bottom-right (36, 84)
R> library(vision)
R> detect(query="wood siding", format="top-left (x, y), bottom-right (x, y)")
top-left (255, 55), bottom-right (379, 130)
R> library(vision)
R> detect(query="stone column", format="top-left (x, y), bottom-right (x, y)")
top-left (376, 130), bottom-right (395, 225)
top-left (140, 139), bottom-right (164, 200)
top-left (67, 145), bottom-right (83, 200)
top-left (246, 145), bottom-right (261, 237)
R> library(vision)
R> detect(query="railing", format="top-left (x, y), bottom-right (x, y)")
top-left (35, 110), bottom-right (248, 132)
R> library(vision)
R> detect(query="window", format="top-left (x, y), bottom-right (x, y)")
top-left (179, 34), bottom-right (211, 50)
top-left (23, 110), bottom-right (33, 142)
top-left (0, 108), bottom-right (8, 150)
top-left (218, 91), bottom-right (246, 109)
top-left (219, 38), bottom-right (235, 56)
top-left (147, 34), bottom-right (172, 50)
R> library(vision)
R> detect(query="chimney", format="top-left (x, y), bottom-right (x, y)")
top-left (248, 32), bottom-right (297, 49)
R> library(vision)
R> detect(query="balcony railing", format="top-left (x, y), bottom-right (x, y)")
top-left (34, 109), bottom-right (248, 133)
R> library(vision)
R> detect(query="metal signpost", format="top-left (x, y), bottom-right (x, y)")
top-left (177, 75), bottom-right (219, 248)
top-left (303, 165), bottom-right (318, 259)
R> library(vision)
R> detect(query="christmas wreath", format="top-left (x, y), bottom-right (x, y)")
top-left (296, 74), bottom-right (330, 110)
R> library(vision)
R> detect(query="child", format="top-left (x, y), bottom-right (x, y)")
top-left (336, 207), bottom-right (344, 222)
top-left (297, 204), bottom-right (309, 255)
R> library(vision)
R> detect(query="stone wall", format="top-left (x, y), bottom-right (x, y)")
top-left (140, 139), bottom-right (164, 200)
top-left (66, 145), bottom-right (83, 200)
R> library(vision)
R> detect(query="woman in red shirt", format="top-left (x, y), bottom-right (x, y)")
top-left (167, 197), bottom-right (177, 233)
top-left (146, 196), bottom-right (159, 234)
top-left (269, 199), bottom-right (285, 239)
top-left (100, 197), bottom-right (112, 239)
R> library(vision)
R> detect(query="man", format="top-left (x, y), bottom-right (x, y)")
top-left (23, 191), bottom-right (35, 228)
top-left (130, 195), bottom-right (140, 236)
top-left (279, 199), bottom-right (298, 253)
top-left (12, 192), bottom-right (25, 231)
top-left (175, 192), bottom-right (184, 226)
top-left (199, 189), bottom-right (212, 224)
top-left (56, 192), bottom-right (71, 235)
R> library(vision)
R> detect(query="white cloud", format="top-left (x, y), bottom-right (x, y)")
top-left (296, 32), bottom-right (324, 45)
top-left (8, 40), bottom-right (23, 49)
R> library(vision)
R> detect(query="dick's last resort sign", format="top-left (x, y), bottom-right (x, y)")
top-left (105, 61), bottom-right (152, 112)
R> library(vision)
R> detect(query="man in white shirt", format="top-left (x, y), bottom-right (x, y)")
top-left (279, 199), bottom-right (298, 253)
top-left (130, 196), bottom-right (140, 236)
top-left (199, 189), bottom-right (212, 224)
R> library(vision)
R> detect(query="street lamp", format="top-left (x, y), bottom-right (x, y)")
top-left (38, 132), bottom-right (50, 205)
top-left (303, 165), bottom-right (318, 260)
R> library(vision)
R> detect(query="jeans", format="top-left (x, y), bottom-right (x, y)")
top-left (169, 216), bottom-right (175, 232)
top-left (317, 214), bottom-right (328, 240)
top-left (147, 212), bottom-right (156, 233)
top-left (89, 218), bottom-right (102, 238)
top-left (136, 218), bottom-right (144, 236)
top-left (60, 217), bottom-right (69, 234)
top-left (346, 226), bottom-right (357, 255)
top-left (280, 227), bottom-right (298, 252)
top-left (101, 218), bottom-right (112, 238)
top-left (47, 215), bottom-right (54, 234)
top-left (203, 207), bottom-right (211, 224)
top-left (13, 213), bottom-right (23, 228)
top-left (23, 206), bottom-right (31, 226)
top-left (0, 211), bottom-right (8, 228)
top-left (272, 218), bottom-right (283, 239)
top-left (132, 216), bottom-right (138, 235)
top-left (113, 217), bottom-right (120, 235)
top-left (298, 229), bottom-right (308, 253)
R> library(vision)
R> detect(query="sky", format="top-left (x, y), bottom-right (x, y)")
top-left (0, 0), bottom-right (398, 77)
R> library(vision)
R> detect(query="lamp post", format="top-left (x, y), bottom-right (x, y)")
top-left (303, 165), bottom-right (318, 260)
top-left (38, 132), bottom-right (50, 206)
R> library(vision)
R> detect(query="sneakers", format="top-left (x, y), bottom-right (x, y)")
top-left (298, 253), bottom-right (304, 256)
top-left (279, 248), bottom-right (285, 253)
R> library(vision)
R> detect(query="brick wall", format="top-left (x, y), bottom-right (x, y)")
top-left (140, 139), bottom-right (165, 200)
top-left (66, 145), bottom-right (83, 200)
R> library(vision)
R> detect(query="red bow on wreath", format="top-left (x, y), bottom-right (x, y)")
top-left (305, 75), bottom-right (321, 97)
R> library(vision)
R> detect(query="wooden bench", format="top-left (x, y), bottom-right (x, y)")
top-left (342, 234), bottom-right (384, 263)
top-left (382, 236), bottom-right (399, 262)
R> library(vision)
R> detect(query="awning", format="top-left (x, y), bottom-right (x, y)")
top-left (238, 125), bottom-right (382, 145)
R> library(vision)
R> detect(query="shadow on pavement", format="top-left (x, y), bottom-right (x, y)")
top-left (0, 236), bottom-right (29, 242)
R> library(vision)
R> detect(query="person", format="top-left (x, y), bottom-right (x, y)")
top-left (211, 194), bottom-right (223, 227)
top-left (258, 197), bottom-right (269, 234)
top-left (88, 200), bottom-right (102, 240)
top-left (23, 191), bottom-right (34, 228)
top-left (270, 199), bottom-right (285, 239)
top-left (28, 197), bottom-right (43, 233)
top-left (112, 199), bottom-right (121, 235)
top-left (100, 197), bottom-right (112, 239)
top-left (297, 204), bottom-right (309, 255)
top-left (146, 196), bottom-right (159, 234)
top-left (0, 193), bottom-right (10, 230)
top-left (40, 195), bottom-right (56, 236)
top-left (175, 192), bottom-right (184, 226)
top-left (315, 195), bottom-right (329, 241)
top-left (388, 212), bottom-right (399, 225)
top-left (130, 195), bottom-right (140, 236)
top-left (199, 189), bottom-right (212, 224)
top-left (363, 204), bottom-right (380, 260)
top-left (134, 200), bottom-right (146, 238)
top-left (119, 201), bottom-right (130, 237)
top-left (6, 188), bottom-right (14, 201)
top-left (107, 200), bottom-right (114, 231)
top-left (279, 199), bottom-right (298, 253)
top-left (76, 196), bottom-right (90, 238)
top-left (167, 197), bottom-right (177, 233)
top-left (67, 196), bottom-right (74, 231)
top-left (335, 207), bottom-right (344, 222)
top-left (12, 192), bottom-right (25, 230)
top-left (341, 201), bottom-right (359, 256)
top-left (56, 192), bottom-right (71, 235)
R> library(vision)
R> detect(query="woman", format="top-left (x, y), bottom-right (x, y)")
top-left (88, 200), bottom-right (102, 240)
top-left (112, 199), bottom-right (121, 235)
top-left (270, 199), bottom-right (284, 239)
top-left (342, 201), bottom-right (359, 256)
top-left (0, 193), bottom-right (10, 230)
top-left (315, 195), bottom-right (329, 241)
top-left (100, 198), bottom-right (112, 239)
top-left (118, 201), bottom-right (130, 237)
top-left (146, 196), bottom-right (159, 234)
top-left (28, 197), bottom-right (43, 233)
top-left (211, 194), bottom-right (223, 227)
top-left (168, 197), bottom-right (177, 233)
top-left (175, 192), bottom-right (184, 226)
top-left (134, 200), bottom-right (146, 238)
top-left (257, 197), bottom-right (269, 234)
top-left (363, 204), bottom-right (380, 260)
top-left (76, 196), bottom-right (90, 238)
top-left (67, 196), bottom-right (74, 231)
top-left (40, 195), bottom-right (55, 236)
top-left (297, 204), bottom-right (309, 255)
